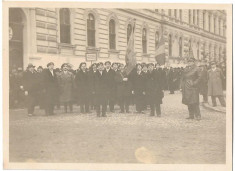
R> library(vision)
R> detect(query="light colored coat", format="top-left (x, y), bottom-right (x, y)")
top-left (207, 68), bottom-right (224, 96)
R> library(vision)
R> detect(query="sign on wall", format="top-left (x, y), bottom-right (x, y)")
top-left (86, 53), bottom-right (97, 61)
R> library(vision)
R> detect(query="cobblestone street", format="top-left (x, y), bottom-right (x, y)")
top-left (9, 92), bottom-right (226, 164)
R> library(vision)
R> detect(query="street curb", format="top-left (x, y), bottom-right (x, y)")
top-left (201, 102), bottom-right (226, 113)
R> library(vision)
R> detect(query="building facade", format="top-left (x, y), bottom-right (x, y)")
top-left (9, 8), bottom-right (227, 69)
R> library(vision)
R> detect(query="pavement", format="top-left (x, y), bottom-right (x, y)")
top-left (9, 91), bottom-right (226, 164)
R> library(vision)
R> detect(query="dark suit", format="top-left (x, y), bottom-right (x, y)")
top-left (75, 70), bottom-right (89, 113)
top-left (94, 71), bottom-right (108, 116)
top-left (42, 69), bottom-right (58, 115)
top-left (168, 69), bottom-right (177, 93)
top-left (130, 71), bottom-right (146, 113)
top-left (103, 69), bottom-right (115, 112)
top-left (88, 70), bottom-right (97, 110)
top-left (22, 70), bottom-right (38, 114)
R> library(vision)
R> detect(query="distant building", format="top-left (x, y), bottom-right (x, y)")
top-left (9, 8), bottom-right (227, 69)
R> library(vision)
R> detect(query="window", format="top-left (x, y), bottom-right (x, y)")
top-left (203, 11), bottom-right (205, 29)
top-left (174, 9), bottom-right (177, 18)
top-left (87, 13), bottom-right (95, 47)
top-left (197, 10), bottom-right (199, 26)
top-left (193, 10), bottom-right (195, 24)
top-left (197, 42), bottom-right (199, 59)
top-left (209, 44), bottom-right (212, 60)
top-left (208, 14), bottom-right (211, 32)
top-left (155, 31), bottom-right (159, 50)
top-left (127, 24), bottom-right (132, 44)
top-left (203, 43), bottom-right (206, 59)
top-left (214, 17), bottom-right (216, 34)
top-left (142, 28), bottom-right (147, 54)
top-left (223, 21), bottom-right (226, 37)
top-left (168, 9), bottom-right (171, 16)
top-left (219, 47), bottom-right (222, 61)
top-left (179, 10), bottom-right (182, 21)
top-left (109, 19), bottom-right (116, 50)
top-left (188, 10), bottom-right (191, 24)
top-left (218, 19), bottom-right (221, 35)
top-left (179, 37), bottom-right (182, 57)
top-left (60, 8), bottom-right (70, 44)
top-left (168, 34), bottom-right (172, 57)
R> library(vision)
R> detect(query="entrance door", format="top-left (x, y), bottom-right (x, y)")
top-left (9, 8), bottom-right (24, 71)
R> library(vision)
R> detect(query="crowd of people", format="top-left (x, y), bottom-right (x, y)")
top-left (9, 58), bottom-right (226, 120)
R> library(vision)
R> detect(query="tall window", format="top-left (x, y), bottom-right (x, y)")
top-left (87, 13), bottom-right (96, 47)
top-left (109, 19), bottom-right (116, 50)
top-left (168, 9), bottom-right (171, 16)
top-left (197, 10), bottom-right (199, 26)
top-left (188, 10), bottom-right (191, 24)
top-left (219, 47), bottom-right (222, 61)
top-left (60, 8), bottom-right (70, 44)
top-left (208, 14), bottom-right (211, 32)
top-left (223, 21), bottom-right (226, 37)
top-left (197, 42), bottom-right (199, 59)
top-left (142, 28), bottom-right (147, 54)
top-left (203, 11), bottom-right (206, 29)
top-left (214, 17), bottom-right (216, 34)
top-left (193, 10), bottom-right (195, 24)
top-left (214, 46), bottom-right (217, 60)
top-left (218, 19), bottom-right (221, 35)
top-left (174, 9), bottom-right (177, 18)
top-left (155, 31), bottom-right (159, 50)
top-left (127, 24), bottom-right (132, 44)
top-left (203, 43), bottom-right (206, 59)
top-left (168, 34), bottom-right (172, 57)
top-left (209, 44), bottom-right (212, 60)
top-left (179, 37), bottom-right (182, 57)
top-left (179, 10), bottom-right (182, 21)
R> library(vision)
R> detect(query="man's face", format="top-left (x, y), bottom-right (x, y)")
top-left (98, 64), bottom-right (104, 71)
top-left (142, 66), bottom-right (147, 72)
top-left (148, 65), bottom-right (154, 71)
top-left (63, 65), bottom-right (68, 71)
top-left (156, 64), bottom-right (160, 69)
top-left (137, 65), bottom-right (142, 71)
top-left (37, 68), bottom-right (43, 73)
top-left (112, 64), bottom-right (118, 71)
top-left (211, 64), bottom-right (216, 69)
top-left (48, 65), bottom-right (54, 70)
top-left (187, 61), bottom-right (194, 67)
top-left (29, 67), bottom-right (34, 72)
top-left (81, 64), bottom-right (86, 71)
top-left (93, 65), bottom-right (97, 71)
top-left (105, 63), bottom-right (111, 69)
top-left (119, 65), bottom-right (124, 71)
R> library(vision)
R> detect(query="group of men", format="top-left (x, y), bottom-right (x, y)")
top-left (9, 59), bottom-right (226, 119)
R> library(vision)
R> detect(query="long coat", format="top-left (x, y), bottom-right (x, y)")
top-left (23, 70), bottom-right (38, 95)
top-left (74, 70), bottom-right (89, 99)
top-left (181, 65), bottom-right (202, 105)
top-left (207, 68), bottom-right (224, 96)
top-left (58, 71), bottom-right (74, 103)
top-left (129, 71), bottom-right (146, 95)
top-left (145, 70), bottom-right (163, 104)
top-left (199, 67), bottom-right (208, 95)
top-left (94, 71), bottom-right (108, 96)
top-left (42, 69), bottom-right (58, 105)
top-left (114, 71), bottom-right (132, 98)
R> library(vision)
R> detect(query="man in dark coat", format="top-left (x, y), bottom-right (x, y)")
top-left (141, 63), bottom-right (148, 110)
top-left (94, 62), bottom-right (108, 117)
top-left (103, 61), bottom-right (116, 112)
top-left (22, 64), bottom-right (38, 116)
top-left (199, 63), bottom-right (208, 103)
top-left (168, 67), bottom-right (177, 94)
top-left (36, 66), bottom-right (44, 109)
top-left (129, 63), bottom-right (146, 113)
top-left (88, 63), bottom-right (97, 110)
top-left (42, 62), bottom-right (58, 115)
top-left (75, 62), bottom-right (90, 113)
top-left (114, 64), bottom-right (132, 113)
top-left (146, 63), bottom-right (164, 117)
top-left (181, 58), bottom-right (202, 120)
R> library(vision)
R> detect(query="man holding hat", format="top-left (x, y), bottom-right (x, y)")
top-left (42, 62), bottom-right (59, 115)
top-left (181, 58), bottom-right (202, 120)
top-left (22, 63), bottom-right (38, 116)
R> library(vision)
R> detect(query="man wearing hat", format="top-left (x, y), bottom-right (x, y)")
top-left (104, 61), bottom-right (116, 112)
top-left (22, 63), bottom-right (38, 116)
top-left (207, 61), bottom-right (226, 107)
top-left (181, 58), bottom-right (202, 120)
top-left (42, 62), bottom-right (59, 115)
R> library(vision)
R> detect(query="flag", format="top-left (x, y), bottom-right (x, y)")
top-left (124, 21), bottom-right (136, 75)
top-left (155, 26), bottom-right (165, 65)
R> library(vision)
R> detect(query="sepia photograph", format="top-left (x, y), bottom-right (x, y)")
top-left (2, 1), bottom-right (233, 171)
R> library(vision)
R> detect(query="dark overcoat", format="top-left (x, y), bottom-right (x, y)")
top-left (23, 70), bottom-right (38, 95)
top-left (207, 68), bottom-right (224, 96)
top-left (145, 70), bottom-right (163, 104)
top-left (42, 69), bottom-right (58, 105)
top-left (94, 71), bottom-right (108, 95)
top-left (129, 71), bottom-right (146, 95)
top-left (74, 70), bottom-right (89, 99)
top-left (114, 71), bottom-right (132, 98)
top-left (181, 65), bottom-right (202, 105)
top-left (199, 67), bottom-right (208, 95)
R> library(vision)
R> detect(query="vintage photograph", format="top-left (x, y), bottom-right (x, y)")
top-left (3, 2), bottom-right (232, 171)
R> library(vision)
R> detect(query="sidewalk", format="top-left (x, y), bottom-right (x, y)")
top-left (201, 91), bottom-right (226, 113)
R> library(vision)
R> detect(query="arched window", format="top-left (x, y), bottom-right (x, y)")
top-left (87, 13), bottom-right (96, 47)
top-left (203, 11), bottom-right (206, 30)
top-left (168, 34), bottom-right (172, 57)
top-left (109, 19), bottom-right (116, 50)
top-left (179, 10), bottom-right (182, 21)
top-left (127, 24), bottom-right (132, 44)
top-left (208, 14), bottom-right (211, 32)
top-left (142, 28), bottom-right (147, 54)
top-left (197, 10), bottom-right (199, 26)
top-left (209, 44), bottom-right (212, 60)
top-left (168, 9), bottom-right (171, 16)
top-left (174, 9), bottom-right (177, 18)
top-left (219, 46), bottom-right (222, 61)
top-left (218, 19), bottom-right (221, 35)
top-left (214, 17), bottom-right (216, 34)
top-left (197, 42), bottom-right (199, 59)
top-left (155, 31), bottom-right (159, 50)
top-left (214, 46), bottom-right (217, 60)
top-left (60, 8), bottom-right (70, 44)
top-left (193, 10), bottom-right (195, 24)
top-left (179, 37), bottom-right (182, 57)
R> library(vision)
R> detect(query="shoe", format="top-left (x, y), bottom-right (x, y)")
top-left (119, 111), bottom-right (124, 113)
top-left (186, 117), bottom-right (194, 119)
top-left (28, 114), bottom-right (33, 117)
top-left (157, 115), bottom-right (161, 117)
top-left (150, 114), bottom-right (154, 117)
top-left (102, 114), bottom-right (107, 117)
